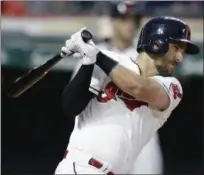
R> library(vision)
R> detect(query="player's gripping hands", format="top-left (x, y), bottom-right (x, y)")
top-left (61, 27), bottom-right (100, 65)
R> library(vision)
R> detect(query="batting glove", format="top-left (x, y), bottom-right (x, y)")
top-left (62, 27), bottom-right (100, 65)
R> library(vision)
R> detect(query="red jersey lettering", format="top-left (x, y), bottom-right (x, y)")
top-left (97, 82), bottom-right (147, 111)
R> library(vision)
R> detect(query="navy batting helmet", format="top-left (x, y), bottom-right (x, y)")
top-left (137, 16), bottom-right (200, 55)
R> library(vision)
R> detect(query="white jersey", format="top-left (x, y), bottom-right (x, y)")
top-left (67, 50), bottom-right (183, 173)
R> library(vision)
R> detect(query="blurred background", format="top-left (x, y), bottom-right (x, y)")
top-left (1, 1), bottom-right (203, 174)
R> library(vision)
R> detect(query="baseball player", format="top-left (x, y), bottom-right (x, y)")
top-left (97, 2), bottom-right (163, 174)
top-left (55, 16), bottom-right (199, 174)
top-left (70, 2), bottom-right (163, 173)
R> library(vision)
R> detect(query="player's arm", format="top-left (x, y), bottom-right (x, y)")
top-left (61, 28), bottom-right (170, 111)
top-left (62, 64), bottom-right (95, 118)
top-left (96, 51), bottom-right (170, 110)
top-left (61, 31), bottom-right (103, 118)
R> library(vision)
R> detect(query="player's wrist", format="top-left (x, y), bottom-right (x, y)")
top-left (96, 51), bottom-right (118, 75)
top-left (81, 41), bottom-right (99, 65)
top-left (82, 55), bottom-right (96, 65)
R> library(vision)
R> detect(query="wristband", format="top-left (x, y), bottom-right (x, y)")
top-left (96, 51), bottom-right (118, 75)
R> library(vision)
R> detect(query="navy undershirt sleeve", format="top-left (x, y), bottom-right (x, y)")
top-left (61, 64), bottom-right (95, 118)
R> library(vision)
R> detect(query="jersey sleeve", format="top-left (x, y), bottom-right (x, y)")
top-left (89, 48), bottom-right (140, 95)
top-left (100, 49), bottom-right (141, 74)
top-left (151, 76), bottom-right (183, 114)
top-left (89, 49), bottom-right (141, 95)
top-left (89, 65), bottom-right (107, 95)
top-left (89, 49), bottom-right (130, 95)
top-left (70, 55), bottom-right (107, 96)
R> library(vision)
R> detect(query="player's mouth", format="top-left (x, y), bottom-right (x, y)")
top-left (168, 61), bottom-right (178, 71)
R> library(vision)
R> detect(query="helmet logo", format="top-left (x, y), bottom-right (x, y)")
top-left (153, 44), bottom-right (159, 51)
top-left (157, 27), bottom-right (164, 35)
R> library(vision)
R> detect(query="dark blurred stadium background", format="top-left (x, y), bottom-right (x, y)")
top-left (1, 1), bottom-right (203, 174)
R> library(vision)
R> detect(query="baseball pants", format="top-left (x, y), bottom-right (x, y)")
top-left (54, 147), bottom-right (114, 174)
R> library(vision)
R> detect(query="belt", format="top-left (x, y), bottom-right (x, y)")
top-left (64, 149), bottom-right (114, 175)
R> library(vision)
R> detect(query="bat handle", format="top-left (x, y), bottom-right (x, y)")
top-left (60, 29), bottom-right (93, 57)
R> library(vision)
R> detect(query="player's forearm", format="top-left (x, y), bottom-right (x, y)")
top-left (62, 64), bottom-right (94, 118)
top-left (96, 51), bottom-right (147, 100)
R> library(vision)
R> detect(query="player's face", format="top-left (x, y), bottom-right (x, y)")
top-left (112, 16), bottom-right (136, 42)
top-left (155, 42), bottom-right (186, 76)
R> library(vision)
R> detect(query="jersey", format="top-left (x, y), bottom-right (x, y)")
top-left (97, 40), bottom-right (163, 174)
top-left (67, 49), bottom-right (183, 174)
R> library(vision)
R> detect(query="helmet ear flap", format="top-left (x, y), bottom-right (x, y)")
top-left (143, 39), bottom-right (169, 57)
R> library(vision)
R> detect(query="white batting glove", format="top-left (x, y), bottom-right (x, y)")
top-left (79, 39), bottom-right (99, 65)
top-left (61, 39), bottom-right (75, 55)
top-left (62, 27), bottom-right (100, 65)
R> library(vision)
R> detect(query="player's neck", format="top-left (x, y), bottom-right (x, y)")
top-left (135, 52), bottom-right (159, 77)
top-left (112, 35), bottom-right (132, 50)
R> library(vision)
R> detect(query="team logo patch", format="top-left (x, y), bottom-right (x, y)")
top-left (170, 83), bottom-right (183, 99)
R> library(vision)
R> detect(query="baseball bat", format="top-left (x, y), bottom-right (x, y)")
top-left (6, 30), bottom-right (93, 98)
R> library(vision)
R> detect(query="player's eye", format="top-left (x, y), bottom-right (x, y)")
top-left (173, 45), bottom-right (179, 51)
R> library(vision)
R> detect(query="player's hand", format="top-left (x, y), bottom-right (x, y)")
top-left (62, 27), bottom-right (100, 65)
top-left (61, 39), bottom-right (75, 55)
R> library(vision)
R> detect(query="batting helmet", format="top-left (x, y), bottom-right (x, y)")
top-left (137, 16), bottom-right (200, 55)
